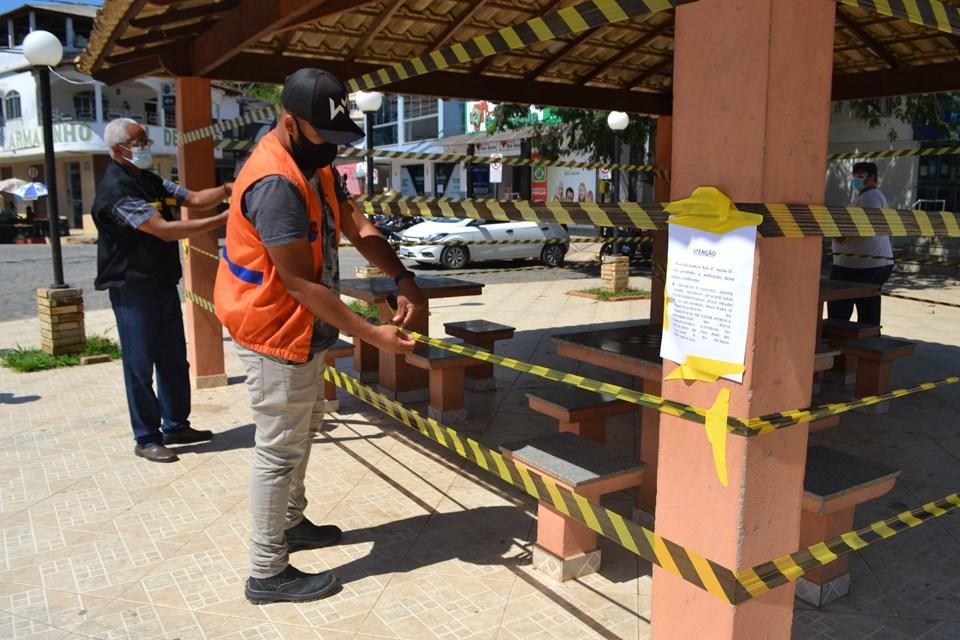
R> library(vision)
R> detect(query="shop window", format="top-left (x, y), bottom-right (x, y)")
top-left (4, 91), bottom-right (21, 120)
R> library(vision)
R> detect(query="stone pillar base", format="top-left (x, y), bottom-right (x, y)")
top-left (375, 385), bottom-right (429, 404)
top-left (37, 287), bottom-right (85, 356)
top-left (601, 256), bottom-right (629, 293)
top-left (465, 376), bottom-right (497, 391)
top-left (193, 373), bottom-right (228, 390)
top-left (532, 544), bottom-right (602, 582)
top-left (356, 264), bottom-right (385, 278)
top-left (428, 406), bottom-right (467, 426)
top-left (321, 399), bottom-right (340, 414)
top-left (796, 574), bottom-right (850, 608)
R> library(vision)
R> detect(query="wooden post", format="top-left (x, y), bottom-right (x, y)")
top-left (175, 77), bottom-right (226, 389)
top-left (651, 1), bottom-right (835, 638)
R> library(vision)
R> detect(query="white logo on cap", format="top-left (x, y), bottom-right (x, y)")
top-left (329, 97), bottom-right (347, 120)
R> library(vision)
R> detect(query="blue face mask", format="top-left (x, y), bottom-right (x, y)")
top-left (852, 177), bottom-right (865, 192)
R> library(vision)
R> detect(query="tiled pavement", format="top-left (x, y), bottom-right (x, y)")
top-left (0, 272), bottom-right (959, 639)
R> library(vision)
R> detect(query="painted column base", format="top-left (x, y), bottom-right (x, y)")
top-left (465, 377), bottom-right (497, 391)
top-left (796, 574), bottom-right (850, 608)
top-left (428, 406), bottom-right (467, 426)
top-left (532, 544), bottom-right (602, 582)
top-left (345, 368), bottom-right (379, 384)
top-left (194, 373), bottom-right (228, 390)
top-left (375, 385), bottom-right (430, 404)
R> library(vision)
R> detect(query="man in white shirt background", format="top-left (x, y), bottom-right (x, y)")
top-left (828, 161), bottom-right (894, 326)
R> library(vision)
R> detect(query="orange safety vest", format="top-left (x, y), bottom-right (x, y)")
top-left (214, 131), bottom-right (341, 363)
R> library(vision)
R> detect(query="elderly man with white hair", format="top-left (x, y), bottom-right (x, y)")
top-left (92, 117), bottom-right (232, 463)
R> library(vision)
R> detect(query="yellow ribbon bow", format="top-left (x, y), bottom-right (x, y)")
top-left (665, 187), bottom-right (763, 235)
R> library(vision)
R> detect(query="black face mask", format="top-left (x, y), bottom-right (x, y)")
top-left (291, 120), bottom-right (338, 174)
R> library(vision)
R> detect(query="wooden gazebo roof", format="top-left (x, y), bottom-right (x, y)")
top-left (78, 0), bottom-right (960, 114)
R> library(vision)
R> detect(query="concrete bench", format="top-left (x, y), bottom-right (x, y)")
top-left (526, 387), bottom-right (635, 445)
top-left (405, 340), bottom-right (476, 426)
top-left (822, 319), bottom-right (881, 384)
top-left (797, 445), bottom-right (900, 607)
top-left (443, 320), bottom-right (516, 390)
top-left (839, 336), bottom-right (916, 414)
top-left (501, 432), bottom-right (645, 581)
top-left (320, 339), bottom-right (354, 413)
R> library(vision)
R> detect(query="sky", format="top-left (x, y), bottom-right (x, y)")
top-left (0, 0), bottom-right (101, 14)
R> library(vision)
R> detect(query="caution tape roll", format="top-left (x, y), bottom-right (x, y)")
top-left (838, 0), bottom-right (960, 36)
top-left (882, 291), bottom-right (960, 309)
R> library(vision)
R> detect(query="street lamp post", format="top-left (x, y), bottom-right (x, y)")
top-left (355, 91), bottom-right (383, 196)
top-left (607, 110), bottom-right (629, 256)
top-left (24, 30), bottom-right (65, 288)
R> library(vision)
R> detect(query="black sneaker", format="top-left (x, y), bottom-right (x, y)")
top-left (245, 565), bottom-right (340, 605)
top-left (162, 426), bottom-right (214, 445)
top-left (286, 518), bottom-right (342, 553)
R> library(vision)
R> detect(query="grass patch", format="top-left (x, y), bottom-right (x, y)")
top-left (575, 287), bottom-right (651, 302)
top-left (348, 300), bottom-right (379, 321)
top-left (1, 335), bottom-right (122, 373)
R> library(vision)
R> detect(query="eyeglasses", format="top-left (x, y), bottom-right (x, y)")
top-left (121, 139), bottom-right (153, 151)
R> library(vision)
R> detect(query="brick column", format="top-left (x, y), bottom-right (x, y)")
top-left (651, 1), bottom-right (835, 638)
top-left (175, 77), bottom-right (226, 389)
top-left (37, 287), bottom-right (84, 355)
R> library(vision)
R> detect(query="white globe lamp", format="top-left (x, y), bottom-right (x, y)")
top-left (355, 91), bottom-right (384, 113)
top-left (23, 30), bottom-right (63, 67)
top-left (607, 110), bottom-right (629, 131)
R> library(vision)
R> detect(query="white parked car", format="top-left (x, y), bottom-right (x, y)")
top-left (396, 218), bottom-right (569, 269)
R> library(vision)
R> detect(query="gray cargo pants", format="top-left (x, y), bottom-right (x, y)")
top-left (236, 344), bottom-right (328, 579)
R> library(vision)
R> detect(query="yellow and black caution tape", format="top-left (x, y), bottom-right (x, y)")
top-left (359, 195), bottom-right (960, 239)
top-left (882, 291), bottom-right (960, 309)
top-left (829, 146), bottom-right (960, 161)
top-left (827, 251), bottom-right (960, 267)
top-left (324, 366), bottom-right (960, 604)
top-left (180, 0), bottom-right (693, 145)
top-left (739, 491), bottom-right (960, 600)
top-left (838, 0), bottom-right (960, 36)
top-left (184, 289), bottom-right (217, 315)
top-left (182, 239), bottom-right (222, 262)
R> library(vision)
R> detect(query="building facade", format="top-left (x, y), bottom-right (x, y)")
top-left (0, 3), bottom-right (262, 236)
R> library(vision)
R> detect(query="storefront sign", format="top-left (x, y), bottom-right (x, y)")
top-left (5, 122), bottom-right (96, 151)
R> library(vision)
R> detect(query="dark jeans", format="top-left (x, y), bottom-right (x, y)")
top-left (109, 285), bottom-right (191, 446)
top-left (827, 264), bottom-right (894, 325)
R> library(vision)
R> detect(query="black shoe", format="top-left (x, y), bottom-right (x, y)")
top-left (162, 426), bottom-right (213, 445)
top-left (285, 518), bottom-right (342, 553)
top-left (134, 443), bottom-right (179, 463)
top-left (245, 565), bottom-right (340, 605)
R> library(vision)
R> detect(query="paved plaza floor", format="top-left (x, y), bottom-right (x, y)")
top-left (1, 267), bottom-right (959, 639)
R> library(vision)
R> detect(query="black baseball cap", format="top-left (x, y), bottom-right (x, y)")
top-left (281, 68), bottom-right (365, 145)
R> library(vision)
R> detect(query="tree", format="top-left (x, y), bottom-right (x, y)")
top-left (488, 104), bottom-right (656, 163)
top-left (845, 92), bottom-right (960, 142)
top-left (220, 81), bottom-right (282, 105)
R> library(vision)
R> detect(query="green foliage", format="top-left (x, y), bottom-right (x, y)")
top-left (844, 93), bottom-right (960, 142)
top-left (220, 82), bottom-right (283, 105)
top-left (348, 300), bottom-right (379, 321)
top-left (1, 336), bottom-right (122, 373)
top-left (489, 105), bottom-right (656, 162)
top-left (577, 287), bottom-right (651, 301)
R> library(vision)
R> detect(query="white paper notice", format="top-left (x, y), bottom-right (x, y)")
top-left (659, 225), bottom-right (757, 383)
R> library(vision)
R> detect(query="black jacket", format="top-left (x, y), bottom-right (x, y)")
top-left (92, 161), bottom-right (181, 291)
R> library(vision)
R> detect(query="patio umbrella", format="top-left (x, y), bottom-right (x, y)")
top-left (0, 177), bottom-right (28, 192)
top-left (8, 182), bottom-right (48, 201)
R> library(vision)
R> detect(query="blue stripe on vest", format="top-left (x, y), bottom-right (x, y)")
top-left (308, 230), bottom-right (319, 242)
top-left (222, 247), bottom-right (264, 286)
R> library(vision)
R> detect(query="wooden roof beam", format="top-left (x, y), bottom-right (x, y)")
top-left (431, 0), bottom-right (491, 48)
top-left (524, 27), bottom-right (599, 81)
top-left (92, 0), bottom-right (150, 73)
top-left (577, 19), bottom-right (673, 86)
top-left (190, 0), bottom-right (330, 76)
top-left (212, 53), bottom-right (672, 114)
top-left (836, 10), bottom-right (899, 69)
top-left (130, 1), bottom-right (238, 30)
top-left (96, 56), bottom-right (164, 86)
top-left (348, 0), bottom-right (406, 58)
top-left (115, 21), bottom-right (210, 48)
top-left (275, 0), bottom-right (381, 34)
top-left (832, 61), bottom-right (960, 99)
top-left (628, 56), bottom-right (673, 89)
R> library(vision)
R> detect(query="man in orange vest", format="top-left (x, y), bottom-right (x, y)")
top-left (215, 69), bottom-right (426, 604)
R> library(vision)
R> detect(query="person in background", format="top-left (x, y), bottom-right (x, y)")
top-left (828, 161), bottom-right (893, 325)
top-left (93, 118), bottom-right (232, 463)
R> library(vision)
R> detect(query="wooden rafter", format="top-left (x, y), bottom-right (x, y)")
top-left (524, 27), bottom-right (599, 81)
top-left (431, 0), bottom-right (491, 49)
top-left (470, 0), bottom-right (583, 75)
top-left (836, 9), bottom-right (899, 69)
top-left (275, 0), bottom-right (381, 34)
top-left (349, 0), bottom-right (405, 58)
top-left (190, 0), bottom-right (330, 76)
top-left (628, 56), bottom-right (672, 89)
top-left (207, 53), bottom-right (672, 114)
top-left (130, 1), bottom-right (238, 30)
top-left (106, 40), bottom-right (189, 65)
top-left (92, 0), bottom-right (151, 72)
top-left (577, 19), bottom-right (672, 86)
top-left (115, 21), bottom-right (211, 48)
top-left (832, 60), bottom-right (960, 99)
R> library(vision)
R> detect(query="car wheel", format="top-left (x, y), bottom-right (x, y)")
top-left (541, 244), bottom-right (566, 267)
top-left (440, 246), bottom-right (469, 270)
